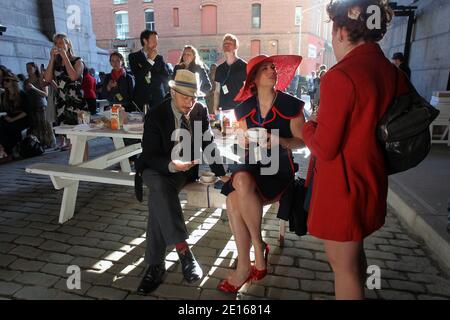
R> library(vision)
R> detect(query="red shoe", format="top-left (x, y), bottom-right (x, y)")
top-left (251, 242), bottom-right (270, 281)
top-left (217, 274), bottom-right (252, 293)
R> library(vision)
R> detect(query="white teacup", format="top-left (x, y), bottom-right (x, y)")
top-left (200, 171), bottom-right (216, 183)
top-left (246, 127), bottom-right (267, 142)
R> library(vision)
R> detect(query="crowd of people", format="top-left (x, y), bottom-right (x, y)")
top-left (0, 0), bottom-right (416, 300)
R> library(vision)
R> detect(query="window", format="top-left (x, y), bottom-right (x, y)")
top-left (201, 5), bottom-right (217, 35)
top-left (295, 6), bottom-right (302, 26)
top-left (308, 44), bottom-right (317, 58)
top-left (252, 4), bottom-right (261, 28)
top-left (145, 9), bottom-right (155, 31)
top-left (115, 11), bottom-right (129, 39)
top-left (113, 0), bottom-right (127, 4)
top-left (173, 8), bottom-right (179, 27)
top-left (250, 40), bottom-right (260, 57)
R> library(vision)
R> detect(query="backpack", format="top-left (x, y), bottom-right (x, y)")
top-left (18, 135), bottom-right (45, 158)
top-left (377, 68), bottom-right (440, 175)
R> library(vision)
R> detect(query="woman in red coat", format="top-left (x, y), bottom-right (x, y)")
top-left (302, 0), bottom-right (409, 299)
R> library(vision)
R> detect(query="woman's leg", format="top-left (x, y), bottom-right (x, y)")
top-left (324, 240), bottom-right (365, 300)
top-left (224, 191), bottom-right (252, 285)
top-left (231, 172), bottom-right (266, 271)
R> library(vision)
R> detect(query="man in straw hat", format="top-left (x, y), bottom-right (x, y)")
top-left (134, 69), bottom-right (227, 295)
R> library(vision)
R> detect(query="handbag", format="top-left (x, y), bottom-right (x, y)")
top-left (288, 176), bottom-right (309, 237)
top-left (18, 135), bottom-right (45, 158)
top-left (377, 67), bottom-right (440, 175)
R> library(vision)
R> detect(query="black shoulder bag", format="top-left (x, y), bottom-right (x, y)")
top-left (377, 68), bottom-right (440, 175)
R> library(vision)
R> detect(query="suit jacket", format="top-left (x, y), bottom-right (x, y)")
top-left (137, 98), bottom-right (226, 179)
top-left (128, 50), bottom-right (170, 109)
top-left (302, 42), bottom-right (410, 242)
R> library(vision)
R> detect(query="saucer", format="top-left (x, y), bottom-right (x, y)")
top-left (198, 177), bottom-right (218, 185)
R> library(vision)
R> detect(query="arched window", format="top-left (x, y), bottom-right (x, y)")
top-left (145, 9), bottom-right (155, 31)
top-left (115, 11), bottom-right (129, 39)
top-left (252, 4), bottom-right (261, 28)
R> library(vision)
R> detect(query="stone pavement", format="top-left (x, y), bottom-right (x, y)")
top-left (387, 145), bottom-right (450, 270)
top-left (0, 138), bottom-right (450, 300)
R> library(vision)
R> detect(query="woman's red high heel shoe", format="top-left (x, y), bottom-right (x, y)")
top-left (251, 242), bottom-right (269, 281)
top-left (217, 273), bottom-right (252, 293)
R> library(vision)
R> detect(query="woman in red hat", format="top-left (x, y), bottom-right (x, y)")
top-left (302, 0), bottom-right (409, 299)
top-left (218, 54), bottom-right (305, 293)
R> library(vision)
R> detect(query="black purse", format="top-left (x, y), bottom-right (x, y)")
top-left (288, 176), bottom-right (309, 237)
top-left (377, 68), bottom-right (440, 175)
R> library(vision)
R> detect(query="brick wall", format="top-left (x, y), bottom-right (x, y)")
top-left (91, 0), bottom-right (333, 75)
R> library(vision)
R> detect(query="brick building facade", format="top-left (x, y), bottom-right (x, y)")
top-left (91, 0), bottom-right (334, 75)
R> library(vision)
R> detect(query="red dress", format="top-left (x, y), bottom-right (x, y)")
top-left (302, 43), bottom-right (409, 242)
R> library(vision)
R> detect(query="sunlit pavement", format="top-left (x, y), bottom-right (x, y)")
top-left (1, 136), bottom-right (450, 300)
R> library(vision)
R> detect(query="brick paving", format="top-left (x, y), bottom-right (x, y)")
top-left (0, 138), bottom-right (450, 300)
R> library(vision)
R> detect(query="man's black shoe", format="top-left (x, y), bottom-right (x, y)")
top-left (137, 264), bottom-right (165, 295)
top-left (178, 250), bottom-right (203, 283)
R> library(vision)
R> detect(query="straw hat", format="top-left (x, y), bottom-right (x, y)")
top-left (168, 69), bottom-right (205, 97)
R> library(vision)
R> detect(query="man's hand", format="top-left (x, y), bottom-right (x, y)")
top-left (220, 176), bottom-right (231, 183)
top-left (171, 159), bottom-right (197, 172)
top-left (149, 49), bottom-right (158, 61)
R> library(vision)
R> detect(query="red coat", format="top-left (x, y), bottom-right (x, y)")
top-left (302, 43), bottom-right (409, 242)
top-left (81, 73), bottom-right (97, 99)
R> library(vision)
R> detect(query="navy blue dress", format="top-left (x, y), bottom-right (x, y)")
top-left (221, 91), bottom-right (304, 201)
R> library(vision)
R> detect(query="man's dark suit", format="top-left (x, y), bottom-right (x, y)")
top-left (128, 50), bottom-right (170, 110)
top-left (136, 98), bottom-right (225, 265)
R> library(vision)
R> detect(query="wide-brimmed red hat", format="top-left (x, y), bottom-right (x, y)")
top-left (234, 54), bottom-right (302, 102)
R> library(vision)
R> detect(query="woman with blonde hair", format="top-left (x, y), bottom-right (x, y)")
top-left (173, 45), bottom-right (212, 95)
top-left (44, 33), bottom-right (85, 150)
top-left (44, 33), bottom-right (85, 126)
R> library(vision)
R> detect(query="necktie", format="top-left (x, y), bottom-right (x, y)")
top-left (178, 115), bottom-right (192, 159)
top-left (180, 115), bottom-right (192, 135)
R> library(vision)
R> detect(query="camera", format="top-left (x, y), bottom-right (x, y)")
top-left (0, 24), bottom-right (6, 35)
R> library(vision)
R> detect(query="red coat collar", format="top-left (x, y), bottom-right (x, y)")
top-left (332, 42), bottom-right (384, 70)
